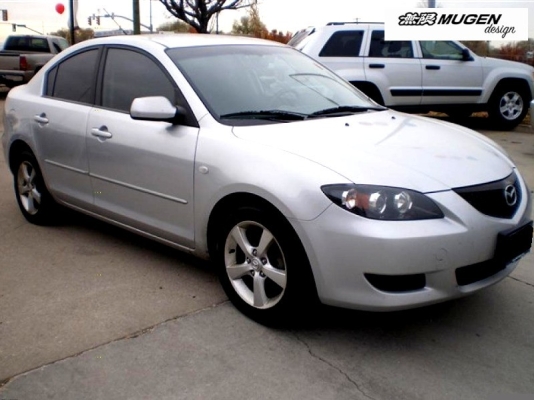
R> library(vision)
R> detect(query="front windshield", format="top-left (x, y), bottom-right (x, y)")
top-left (167, 44), bottom-right (380, 124)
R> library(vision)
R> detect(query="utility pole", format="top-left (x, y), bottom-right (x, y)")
top-left (69, 0), bottom-right (75, 44)
top-left (133, 0), bottom-right (140, 34)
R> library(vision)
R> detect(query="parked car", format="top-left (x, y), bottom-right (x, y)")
top-left (290, 22), bottom-right (534, 130)
top-left (0, 34), bottom-right (68, 88)
top-left (2, 34), bottom-right (532, 323)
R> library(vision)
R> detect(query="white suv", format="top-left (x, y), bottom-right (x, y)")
top-left (290, 22), bottom-right (534, 130)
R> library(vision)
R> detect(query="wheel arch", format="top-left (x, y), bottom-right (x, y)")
top-left (487, 77), bottom-right (533, 104)
top-left (350, 80), bottom-right (385, 105)
top-left (8, 139), bottom-right (34, 174)
top-left (207, 192), bottom-right (299, 260)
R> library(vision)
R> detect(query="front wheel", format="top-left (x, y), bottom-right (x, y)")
top-left (13, 151), bottom-right (56, 225)
top-left (216, 206), bottom-right (317, 325)
top-left (488, 85), bottom-right (530, 130)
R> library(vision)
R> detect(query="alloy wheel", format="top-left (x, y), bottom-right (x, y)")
top-left (224, 220), bottom-right (287, 309)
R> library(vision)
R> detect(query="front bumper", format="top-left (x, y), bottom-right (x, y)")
top-left (291, 177), bottom-right (532, 311)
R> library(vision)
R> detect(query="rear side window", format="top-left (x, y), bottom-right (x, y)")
top-left (319, 31), bottom-right (363, 57)
top-left (46, 49), bottom-right (99, 104)
top-left (368, 31), bottom-right (413, 58)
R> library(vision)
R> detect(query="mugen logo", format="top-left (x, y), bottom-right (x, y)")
top-left (398, 12), bottom-right (515, 38)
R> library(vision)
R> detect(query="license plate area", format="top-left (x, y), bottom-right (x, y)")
top-left (495, 221), bottom-right (533, 265)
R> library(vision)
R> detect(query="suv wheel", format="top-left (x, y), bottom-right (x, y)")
top-left (489, 84), bottom-right (529, 130)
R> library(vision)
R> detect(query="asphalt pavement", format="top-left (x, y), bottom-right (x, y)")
top-left (1, 92), bottom-right (533, 399)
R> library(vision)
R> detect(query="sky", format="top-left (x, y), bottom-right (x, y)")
top-left (1, 0), bottom-right (534, 40)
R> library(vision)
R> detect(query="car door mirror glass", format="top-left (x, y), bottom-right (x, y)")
top-left (130, 96), bottom-right (179, 123)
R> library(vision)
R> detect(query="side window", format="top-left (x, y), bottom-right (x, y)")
top-left (368, 31), bottom-right (413, 58)
top-left (102, 48), bottom-right (175, 112)
top-left (319, 31), bottom-right (364, 57)
top-left (46, 49), bottom-right (99, 104)
top-left (420, 41), bottom-right (464, 60)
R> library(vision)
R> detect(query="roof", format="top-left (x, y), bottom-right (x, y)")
top-left (76, 33), bottom-right (285, 50)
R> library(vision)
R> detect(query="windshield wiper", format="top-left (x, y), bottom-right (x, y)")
top-left (220, 110), bottom-right (308, 121)
top-left (309, 105), bottom-right (386, 117)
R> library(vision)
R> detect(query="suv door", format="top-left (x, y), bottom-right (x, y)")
top-left (87, 47), bottom-right (198, 248)
top-left (364, 30), bottom-right (422, 106)
top-left (34, 47), bottom-right (100, 207)
top-left (419, 41), bottom-right (484, 106)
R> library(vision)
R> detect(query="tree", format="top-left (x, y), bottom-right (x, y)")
top-left (460, 41), bottom-right (491, 56)
top-left (49, 28), bottom-right (94, 44)
top-left (231, 2), bottom-right (266, 37)
top-left (157, 19), bottom-right (192, 33)
top-left (157, 0), bottom-right (255, 34)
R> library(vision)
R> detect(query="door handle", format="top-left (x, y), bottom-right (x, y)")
top-left (426, 65), bottom-right (441, 70)
top-left (34, 113), bottom-right (49, 124)
top-left (369, 64), bottom-right (385, 69)
top-left (91, 127), bottom-right (113, 139)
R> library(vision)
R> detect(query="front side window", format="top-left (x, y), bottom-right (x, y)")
top-left (319, 31), bottom-right (364, 57)
top-left (101, 48), bottom-right (175, 112)
top-left (369, 31), bottom-right (413, 58)
top-left (420, 41), bottom-right (465, 60)
top-left (46, 49), bottom-right (99, 104)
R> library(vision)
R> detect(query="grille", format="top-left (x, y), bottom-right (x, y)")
top-left (455, 259), bottom-right (505, 286)
top-left (453, 171), bottom-right (521, 219)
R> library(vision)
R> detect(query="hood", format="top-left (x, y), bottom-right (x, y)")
top-left (232, 110), bottom-right (514, 193)
top-left (481, 56), bottom-right (534, 72)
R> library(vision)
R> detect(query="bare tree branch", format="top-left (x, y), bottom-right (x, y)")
top-left (158, 0), bottom-right (254, 33)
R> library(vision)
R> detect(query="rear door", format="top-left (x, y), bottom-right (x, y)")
top-left (363, 30), bottom-right (422, 106)
top-left (31, 47), bottom-right (100, 207)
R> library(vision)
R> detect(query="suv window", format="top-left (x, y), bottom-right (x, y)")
top-left (319, 30), bottom-right (363, 57)
top-left (420, 41), bottom-right (464, 60)
top-left (287, 27), bottom-right (315, 49)
top-left (46, 49), bottom-right (99, 104)
top-left (369, 31), bottom-right (413, 58)
top-left (102, 48), bottom-right (175, 112)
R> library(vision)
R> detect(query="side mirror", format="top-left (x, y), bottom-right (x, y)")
top-left (461, 48), bottom-right (472, 61)
top-left (130, 96), bottom-right (184, 124)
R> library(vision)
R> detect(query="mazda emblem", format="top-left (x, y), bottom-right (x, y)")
top-left (504, 185), bottom-right (517, 206)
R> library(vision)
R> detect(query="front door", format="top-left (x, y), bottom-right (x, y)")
top-left (87, 47), bottom-right (198, 248)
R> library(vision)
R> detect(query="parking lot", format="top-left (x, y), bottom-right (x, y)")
top-left (1, 90), bottom-right (533, 399)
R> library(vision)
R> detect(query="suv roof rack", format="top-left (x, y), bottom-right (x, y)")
top-left (326, 21), bottom-right (383, 26)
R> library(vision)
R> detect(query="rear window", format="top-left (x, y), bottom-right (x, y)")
top-left (4, 36), bottom-right (50, 53)
top-left (288, 28), bottom-right (315, 49)
top-left (319, 31), bottom-right (364, 57)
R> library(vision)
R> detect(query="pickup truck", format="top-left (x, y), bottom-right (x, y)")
top-left (290, 22), bottom-right (534, 130)
top-left (0, 34), bottom-right (69, 88)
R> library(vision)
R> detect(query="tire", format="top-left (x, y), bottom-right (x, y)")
top-left (488, 84), bottom-right (530, 130)
top-left (215, 205), bottom-right (317, 325)
top-left (13, 151), bottom-right (56, 225)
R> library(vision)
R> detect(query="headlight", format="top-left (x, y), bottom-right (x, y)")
top-left (321, 184), bottom-right (444, 220)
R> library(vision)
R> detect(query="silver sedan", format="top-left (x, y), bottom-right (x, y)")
top-left (2, 34), bottom-right (532, 324)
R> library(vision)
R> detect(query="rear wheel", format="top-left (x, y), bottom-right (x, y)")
top-left (216, 206), bottom-right (317, 325)
top-left (13, 151), bottom-right (56, 225)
